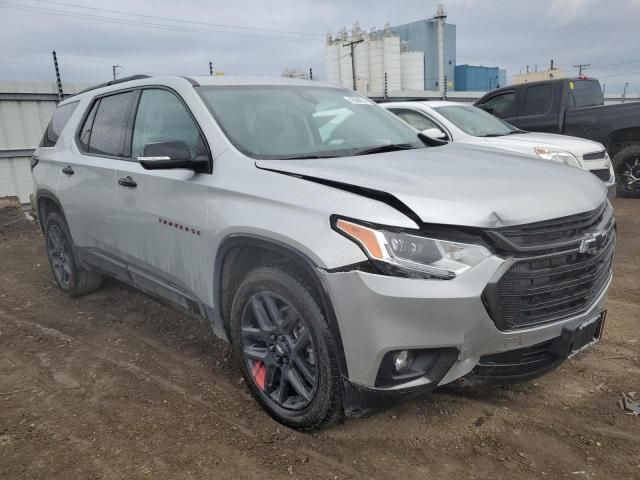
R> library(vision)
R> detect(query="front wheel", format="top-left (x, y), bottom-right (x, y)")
top-left (614, 145), bottom-right (640, 197)
top-left (230, 265), bottom-right (343, 430)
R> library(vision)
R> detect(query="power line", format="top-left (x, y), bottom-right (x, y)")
top-left (0, 1), bottom-right (323, 43)
top-left (25, 0), bottom-right (324, 38)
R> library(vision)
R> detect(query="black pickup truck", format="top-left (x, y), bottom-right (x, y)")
top-left (476, 77), bottom-right (640, 196)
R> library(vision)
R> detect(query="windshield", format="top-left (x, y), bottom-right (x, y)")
top-left (435, 105), bottom-right (519, 137)
top-left (197, 85), bottom-right (424, 159)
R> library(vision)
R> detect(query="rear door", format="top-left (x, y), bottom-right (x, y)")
top-left (55, 92), bottom-right (136, 268)
top-left (114, 87), bottom-right (212, 306)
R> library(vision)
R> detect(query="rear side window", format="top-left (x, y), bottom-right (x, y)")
top-left (86, 91), bottom-right (136, 157)
top-left (523, 85), bottom-right (553, 115)
top-left (131, 89), bottom-right (206, 160)
top-left (569, 80), bottom-right (604, 108)
top-left (389, 108), bottom-right (440, 131)
top-left (40, 101), bottom-right (79, 147)
top-left (78, 100), bottom-right (99, 151)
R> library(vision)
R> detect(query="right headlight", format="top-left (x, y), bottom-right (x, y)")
top-left (534, 147), bottom-right (581, 167)
top-left (334, 218), bottom-right (491, 279)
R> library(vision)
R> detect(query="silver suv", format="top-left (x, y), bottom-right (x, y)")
top-left (32, 75), bottom-right (615, 430)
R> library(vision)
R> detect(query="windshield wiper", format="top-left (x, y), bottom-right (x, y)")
top-left (352, 143), bottom-right (417, 156)
top-left (277, 154), bottom-right (339, 160)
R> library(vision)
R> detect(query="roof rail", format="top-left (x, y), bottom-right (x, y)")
top-left (73, 74), bottom-right (151, 96)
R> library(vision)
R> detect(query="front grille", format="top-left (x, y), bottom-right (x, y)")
top-left (483, 202), bottom-right (615, 330)
top-left (590, 169), bottom-right (611, 182)
top-left (583, 150), bottom-right (606, 160)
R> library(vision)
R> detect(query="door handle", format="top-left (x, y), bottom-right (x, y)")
top-left (62, 165), bottom-right (74, 176)
top-left (118, 176), bottom-right (137, 188)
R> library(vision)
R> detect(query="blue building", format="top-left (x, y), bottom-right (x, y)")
top-left (455, 65), bottom-right (507, 91)
top-left (384, 19), bottom-right (456, 91)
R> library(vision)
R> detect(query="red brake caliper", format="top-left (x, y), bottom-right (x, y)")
top-left (251, 360), bottom-right (266, 391)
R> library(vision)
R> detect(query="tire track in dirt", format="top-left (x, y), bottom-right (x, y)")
top-left (0, 308), bottom-right (369, 480)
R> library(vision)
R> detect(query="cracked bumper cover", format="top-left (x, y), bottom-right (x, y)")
top-left (319, 255), bottom-right (611, 395)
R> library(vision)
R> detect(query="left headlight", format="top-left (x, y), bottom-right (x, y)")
top-left (534, 147), bottom-right (581, 167)
top-left (334, 218), bottom-right (491, 279)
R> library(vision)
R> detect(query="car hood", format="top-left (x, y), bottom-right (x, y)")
top-left (489, 132), bottom-right (605, 157)
top-left (255, 143), bottom-right (606, 229)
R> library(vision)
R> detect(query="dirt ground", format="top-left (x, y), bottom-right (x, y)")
top-left (0, 198), bottom-right (638, 480)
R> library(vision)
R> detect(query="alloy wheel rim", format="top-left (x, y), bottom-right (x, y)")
top-left (620, 155), bottom-right (640, 192)
top-left (240, 292), bottom-right (318, 411)
top-left (47, 224), bottom-right (72, 286)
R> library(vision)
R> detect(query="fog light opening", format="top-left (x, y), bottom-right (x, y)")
top-left (393, 350), bottom-right (415, 374)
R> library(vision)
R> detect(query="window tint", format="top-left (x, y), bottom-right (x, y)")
top-left (481, 92), bottom-right (515, 118)
top-left (40, 101), bottom-right (79, 147)
top-left (569, 80), bottom-right (604, 108)
top-left (390, 109), bottom-right (440, 131)
top-left (523, 85), bottom-right (553, 115)
top-left (132, 89), bottom-right (206, 160)
top-left (88, 91), bottom-right (135, 157)
top-left (78, 100), bottom-right (99, 151)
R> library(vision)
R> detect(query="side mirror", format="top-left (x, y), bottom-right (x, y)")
top-left (421, 128), bottom-right (447, 140)
top-left (138, 141), bottom-right (209, 173)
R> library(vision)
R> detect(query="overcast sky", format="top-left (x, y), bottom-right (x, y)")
top-left (1, 0), bottom-right (639, 93)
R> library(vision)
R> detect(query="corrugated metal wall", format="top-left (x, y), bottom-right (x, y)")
top-left (0, 81), bottom-right (90, 203)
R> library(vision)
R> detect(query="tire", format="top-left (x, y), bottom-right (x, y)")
top-left (230, 264), bottom-right (343, 430)
top-left (44, 212), bottom-right (103, 296)
top-left (614, 145), bottom-right (640, 197)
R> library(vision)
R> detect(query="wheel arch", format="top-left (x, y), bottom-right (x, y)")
top-left (607, 127), bottom-right (640, 159)
top-left (214, 234), bottom-right (349, 378)
top-left (35, 189), bottom-right (67, 233)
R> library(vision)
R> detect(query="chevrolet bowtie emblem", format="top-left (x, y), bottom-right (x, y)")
top-left (578, 231), bottom-right (607, 255)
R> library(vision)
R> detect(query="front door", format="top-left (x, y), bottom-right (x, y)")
top-left (114, 88), bottom-right (211, 305)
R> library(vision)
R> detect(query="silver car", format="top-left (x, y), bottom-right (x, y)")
top-left (32, 75), bottom-right (615, 430)
top-left (383, 101), bottom-right (616, 196)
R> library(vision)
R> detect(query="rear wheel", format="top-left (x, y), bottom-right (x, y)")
top-left (614, 145), bottom-right (640, 197)
top-left (44, 212), bottom-right (102, 296)
top-left (230, 265), bottom-right (342, 430)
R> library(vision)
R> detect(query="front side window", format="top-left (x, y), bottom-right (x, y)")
top-left (197, 85), bottom-right (424, 159)
top-left (390, 108), bottom-right (441, 132)
top-left (132, 89), bottom-right (206, 160)
top-left (435, 105), bottom-right (518, 137)
top-left (481, 92), bottom-right (515, 118)
top-left (87, 91), bottom-right (136, 157)
top-left (40, 101), bottom-right (79, 147)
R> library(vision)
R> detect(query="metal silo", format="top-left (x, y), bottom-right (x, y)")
top-left (401, 51), bottom-right (425, 91)
top-left (325, 34), bottom-right (341, 86)
top-left (383, 30), bottom-right (401, 93)
top-left (368, 32), bottom-right (385, 97)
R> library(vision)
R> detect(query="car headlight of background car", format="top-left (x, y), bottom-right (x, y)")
top-left (334, 218), bottom-right (491, 279)
top-left (534, 147), bottom-right (581, 167)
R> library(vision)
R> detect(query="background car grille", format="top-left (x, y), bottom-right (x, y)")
top-left (583, 150), bottom-right (606, 160)
top-left (483, 202), bottom-right (615, 330)
top-left (590, 169), bottom-right (612, 182)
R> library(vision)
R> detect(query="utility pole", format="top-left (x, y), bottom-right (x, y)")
top-left (573, 63), bottom-right (590, 76)
top-left (343, 37), bottom-right (364, 91)
top-left (622, 82), bottom-right (629, 103)
top-left (209, 61), bottom-right (213, 76)
top-left (52, 50), bottom-right (63, 102)
top-left (112, 65), bottom-right (121, 81)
